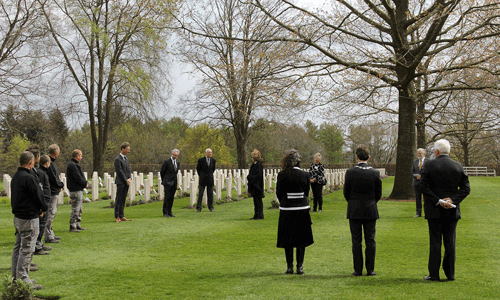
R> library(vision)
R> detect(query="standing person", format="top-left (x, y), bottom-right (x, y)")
top-left (410, 148), bottom-right (427, 217)
top-left (420, 139), bottom-right (470, 281)
top-left (25, 145), bottom-right (51, 256)
top-left (276, 149), bottom-right (313, 275)
top-left (114, 142), bottom-right (132, 222)
top-left (67, 150), bottom-right (90, 232)
top-left (309, 153), bottom-right (326, 212)
top-left (36, 155), bottom-right (52, 254)
top-left (160, 149), bottom-right (180, 217)
top-left (11, 151), bottom-right (47, 290)
top-left (247, 149), bottom-right (264, 220)
top-left (44, 144), bottom-right (64, 244)
top-left (196, 148), bottom-right (216, 212)
top-left (344, 145), bottom-right (382, 276)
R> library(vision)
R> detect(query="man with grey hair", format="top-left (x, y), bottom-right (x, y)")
top-left (11, 151), bottom-right (47, 290)
top-left (410, 148), bottom-right (427, 217)
top-left (420, 139), bottom-right (470, 281)
top-left (196, 148), bottom-right (216, 212)
top-left (44, 144), bottom-right (64, 243)
top-left (67, 149), bottom-right (90, 232)
top-left (160, 149), bottom-right (180, 217)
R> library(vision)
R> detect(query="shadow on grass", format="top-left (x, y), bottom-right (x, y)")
top-left (34, 296), bottom-right (61, 300)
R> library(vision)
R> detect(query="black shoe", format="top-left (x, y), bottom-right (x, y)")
top-left (285, 267), bottom-right (293, 274)
top-left (446, 277), bottom-right (455, 281)
top-left (413, 214), bottom-right (422, 218)
top-left (196, 208), bottom-right (201, 213)
top-left (69, 228), bottom-right (80, 233)
top-left (168, 213), bottom-right (176, 217)
top-left (31, 283), bottom-right (43, 290)
top-left (209, 208), bottom-right (214, 212)
top-left (297, 266), bottom-right (304, 275)
top-left (318, 210), bottom-right (322, 212)
top-left (352, 272), bottom-right (362, 276)
top-left (54, 236), bottom-right (62, 240)
top-left (163, 214), bottom-right (168, 217)
top-left (423, 275), bottom-right (440, 281)
top-left (76, 225), bottom-right (86, 230)
top-left (30, 266), bottom-right (38, 271)
top-left (34, 250), bottom-right (50, 255)
top-left (42, 245), bottom-right (52, 251)
top-left (367, 272), bottom-right (377, 276)
top-left (46, 239), bottom-right (60, 243)
top-left (249, 217), bottom-right (256, 220)
top-left (30, 262), bottom-right (38, 267)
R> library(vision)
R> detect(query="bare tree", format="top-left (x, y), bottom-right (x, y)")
top-left (176, 0), bottom-right (308, 168)
top-left (39, 0), bottom-right (176, 173)
top-left (253, 0), bottom-right (500, 199)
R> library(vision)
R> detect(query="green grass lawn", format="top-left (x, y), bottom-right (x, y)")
top-left (0, 177), bottom-right (499, 299)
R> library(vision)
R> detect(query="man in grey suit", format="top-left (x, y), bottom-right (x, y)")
top-left (196, 148), bottom-right (216, 212)
top-left (160, 149), bottom-right (180, 217)
top-left (410, 148), bottom-right (427, 217)
top-left (420, 139), bottom-right (470, 281)
top-left (114, 142), bottom-right (132, 222)
top-left (343, 145), bottom-right (382, 276)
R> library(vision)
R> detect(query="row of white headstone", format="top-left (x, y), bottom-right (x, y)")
top-left (2, 168), bottom-right (349, 206)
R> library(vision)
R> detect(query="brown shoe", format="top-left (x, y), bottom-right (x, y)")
top-left (115, 218), bottom-right (122, 222)
top-left (120, 217), bottom-right (131, 221)
top-left (413, 214), bottom-right (422, 218)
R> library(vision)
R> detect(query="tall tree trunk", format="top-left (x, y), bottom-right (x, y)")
top-left (416, 96), bottom-right (427, 148)
top-left (389, 87), bottom-right (416, 200)
top-left (235, 137), bottom-right (247, 169)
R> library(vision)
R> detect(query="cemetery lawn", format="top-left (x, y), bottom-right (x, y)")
top-left (0, 177), bottom-right (499, 299)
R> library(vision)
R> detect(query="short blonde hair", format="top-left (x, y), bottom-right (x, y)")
top-left (251, 149), bottom-right (261, 161)
top-left (313, 153), bottom-right (322, 160)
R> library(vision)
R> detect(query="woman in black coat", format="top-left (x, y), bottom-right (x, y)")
top-left (247, 149), bottom-right (265, 220)
top-left (276, 149), bottom-right (314, 275)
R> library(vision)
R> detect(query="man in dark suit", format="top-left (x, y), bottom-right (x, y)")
top-left (196, 148), bottom-right (216, 212)
top-left (114, 142), bottom-right (132, 222)
top-left (343, 145), bottom-right (382, 276)
top-left (420, 139), bottom-right (470, 281)
top-left (410, 148), bottom-right (427, 217)
top-left (160, 149), bottom-right (180, 217)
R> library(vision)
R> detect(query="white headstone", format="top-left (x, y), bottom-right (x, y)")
top-left (190, 181), bottom-right (197, 207)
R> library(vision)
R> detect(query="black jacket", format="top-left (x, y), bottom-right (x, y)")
top-left (160, 158), bottom-right (179, 187)
top-left (66, 158), bottom-right (88, 192)
top-left (37, 167), bottom-right (51, 204)
top-left (114, 154), bottom-right (131, 185)
top-left (47, 156), bottom-right (64, 195)
top-left (344, 162), bottom-right (382, 219)
top-left (420, 155), bottom-right (470, 220)
top-left (410, 157), bottom-right (428, 187)
top-left (247, 161), bottom-right (264, 198)
top-left (11, 167), bottom-right (47, 219)
top-left (276, 167), bottom-right (310, 208)
top-left (196, 157), bottom-right (216, 187)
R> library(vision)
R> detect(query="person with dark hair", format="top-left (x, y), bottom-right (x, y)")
top-left (11, 151), bottom-right (47, 290)
top-left (196, 148), bottom-right (216, 212)
top-left (420, 139), bottom-right (470, 281)
top-left (67, 149), bottom-right (90, 232)
top-left (276, 149), bottom-right (314, 275)
top-left (25, 145), bottom-right (51, 256)
top-left (247, 149), bottom-right (264, 220)
top-left (309, 153), bottom-right (326, 212)
top-left (44, 144), bottom-right (64, 243)
top-left (160, 149), bottom-right (180, 217)
top-left (114, 142), bottom-right (132, 222)
top-left (344, 144), bottom-right (382, 276)
top-left (36, 155), bottom-right (52, 254)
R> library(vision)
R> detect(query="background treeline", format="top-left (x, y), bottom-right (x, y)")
top-left (3, 105), bottom-right (500, 177)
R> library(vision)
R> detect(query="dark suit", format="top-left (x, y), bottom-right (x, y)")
top-left (410, 157), bottom-right (427, 215)
top-left (420, 154), bottom-right (470, 280)
top-left (160, 158), bottom-right (179, 216)
top-left (196, 156), bottom-right (216, 211)
top-left (343, 162), bottom-right (382, 275)
top-left (247, 161), bottom-right (264, 219)
top-left (114, 154), bottom-right (131, 219)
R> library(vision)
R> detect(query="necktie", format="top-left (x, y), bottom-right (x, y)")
top-left (418, 159), bottom-right (422, 171)
top-left (207, 158), bottom-right (210, 166)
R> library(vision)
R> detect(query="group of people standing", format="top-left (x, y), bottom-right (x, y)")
top-left (10, 144), bottom-right (90, 290)
top-left (9, 138), bottom-right (470, 291)
top-left (274, 139), bottom-right (470, 281)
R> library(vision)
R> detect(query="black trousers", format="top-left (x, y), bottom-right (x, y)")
top-left (414, 185), bottom-right (423, 215)
top-left (311, 183), bottom-right (323, 211)
top-left (427, 218), bottom-right (458, 280)
top-left (349, 219), bottom-right (376, 274)
top-left (36, 209), bottom-right (49, 250)
top-left (115, 184), bottom-right (129, 218)
top-left (197, 185), bottom-right (214, 210)
top-left (252, 195), bottom-right (264, 219)
top-left (163, 184), bottom-right (176, 216)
